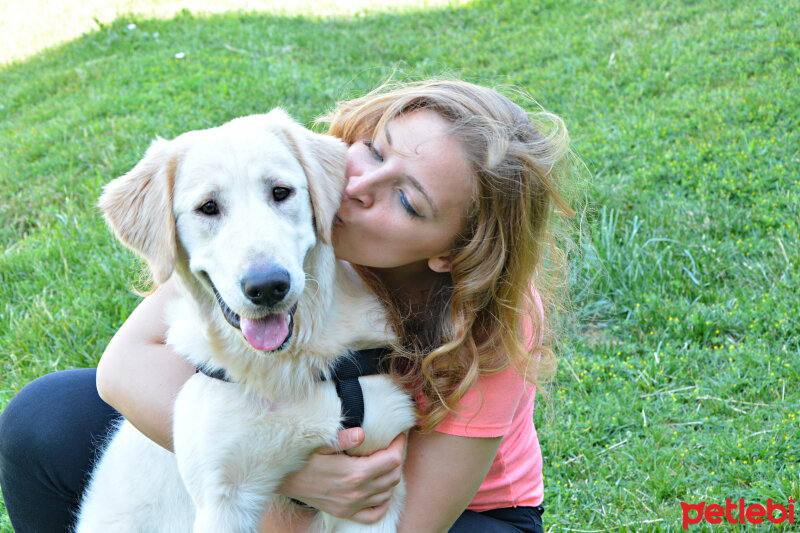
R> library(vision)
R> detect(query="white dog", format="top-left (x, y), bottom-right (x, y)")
top-left (76, 110), bottom-right (415, 533)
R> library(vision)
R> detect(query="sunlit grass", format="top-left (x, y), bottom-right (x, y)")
top-left (0, 0), bottom-right (466, 65)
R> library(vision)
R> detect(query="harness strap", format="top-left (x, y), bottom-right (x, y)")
top-left (195, 347), bottom-right (392, 430)
top-left (321, 347), bottom-right (393, 429)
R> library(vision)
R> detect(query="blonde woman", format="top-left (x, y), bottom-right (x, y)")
top-left (0, 79), bottom-right (573, 533)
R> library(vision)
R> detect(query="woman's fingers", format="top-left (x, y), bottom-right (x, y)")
top-left (384, 432), bottom-right (406, 460)
top-left (362, 488), bottom-right (393, 509)
top-left (350, 432), bottom-right (405, 496)
top-left (361, 431), bottom-right (405, 472)
top-left (339, 433), bottom-right (406, 522)
top-left (348, 499), bottom-right (394, 525)
top-left (315, 427), bottom-right (365, 455)
top-left (280, 429), bottom-right (407, 523)
top-left (368, 461), bottom-right (403, 492)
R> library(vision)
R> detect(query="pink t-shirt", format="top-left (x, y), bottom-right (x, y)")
top-left (433, 367), bottom-right (543, 511)
top-left (430, 299), bottom-right (544, 511)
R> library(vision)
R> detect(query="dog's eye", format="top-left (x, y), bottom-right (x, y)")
top-left (272, 187), bottom-right (291, 202)
top-left (198, 200), bottom-right (219, 216)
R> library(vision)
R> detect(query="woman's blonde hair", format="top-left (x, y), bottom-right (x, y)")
top-left (321, 79), bottom-right (574, 431)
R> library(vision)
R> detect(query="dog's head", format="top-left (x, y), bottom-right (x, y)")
top-left (100, 109), bottom-right (346, 353)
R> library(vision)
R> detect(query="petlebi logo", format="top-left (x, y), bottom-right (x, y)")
top-left (680, 498), bottom-right (795, 529)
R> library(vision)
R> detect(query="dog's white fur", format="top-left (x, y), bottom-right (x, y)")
top-left (76, 110), bottom-right (415, 533)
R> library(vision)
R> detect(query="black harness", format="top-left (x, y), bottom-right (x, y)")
top-left (195, 347), bottom-right (392, 429)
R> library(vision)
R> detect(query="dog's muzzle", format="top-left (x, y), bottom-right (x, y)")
top-left (207, 276), bottom-right (296, 353)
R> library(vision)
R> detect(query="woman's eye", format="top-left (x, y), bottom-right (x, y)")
top-left (364, 140), bottom-right (384, 162)
top-left (273, 187), bottom-right (291, 201)
top-left (198, 200), bottom-right (219, 216)
top-left (399, 191), bottom-right (421, 218)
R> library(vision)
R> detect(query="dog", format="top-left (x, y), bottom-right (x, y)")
top-left (76, 110), bottom-right (415, 533)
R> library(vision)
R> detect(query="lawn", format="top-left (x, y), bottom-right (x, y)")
top-left (1, 0), bottom-right (798, 531)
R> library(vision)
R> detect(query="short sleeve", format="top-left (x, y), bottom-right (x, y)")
top-left (432, 366), bottom-right (530, 438)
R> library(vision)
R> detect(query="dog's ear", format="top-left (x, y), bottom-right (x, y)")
top-left (304, 133), bottom-right (348, 244)
top-left (98, 138), bottom-right (180, 285)
top-left (279, 115), bottom-right (347, 245)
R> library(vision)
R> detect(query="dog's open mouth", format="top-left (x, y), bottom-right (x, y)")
top-left (209, 281), bottom-right (296, 353)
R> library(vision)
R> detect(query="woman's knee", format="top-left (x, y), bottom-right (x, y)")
top-left (0, 372), bottom-right (65, 474)
top-left (0, 369), bottom-right (119, 489)
top-left (0, 369), bottom-right (119, 533)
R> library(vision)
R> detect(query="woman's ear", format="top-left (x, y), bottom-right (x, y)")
top-left (427, 254), bottom-right (454, 273)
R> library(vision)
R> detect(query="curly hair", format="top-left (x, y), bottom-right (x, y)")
top-left (321, 79), bottom-right (574, 431)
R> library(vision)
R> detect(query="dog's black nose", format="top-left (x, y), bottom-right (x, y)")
top-left (241, 266), bottom-right (291, 306)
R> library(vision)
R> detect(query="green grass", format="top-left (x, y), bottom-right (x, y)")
top-left (1, 0), bottom-right (798, 531)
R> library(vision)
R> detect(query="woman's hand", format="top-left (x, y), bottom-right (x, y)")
top-left (272, 428), bottom-right (501, 533)
top-left (277, 428), bottom-right (406, 524)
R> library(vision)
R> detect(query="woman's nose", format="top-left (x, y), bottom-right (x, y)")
top-left (343, 171), bottom-right (376, 208)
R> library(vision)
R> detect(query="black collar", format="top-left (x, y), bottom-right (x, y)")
top-left (195, 365), bottom-right (229, 381)
top-left (195, 347), bottom-right (393, 429)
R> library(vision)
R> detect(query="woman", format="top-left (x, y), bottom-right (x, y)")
top-left (0, 79), bottom-right (574, 533)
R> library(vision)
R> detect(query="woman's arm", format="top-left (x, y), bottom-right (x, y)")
top-left (397, 430), bottom-right (501, 533)
top-left (96, 279), bottom-right (195, 451)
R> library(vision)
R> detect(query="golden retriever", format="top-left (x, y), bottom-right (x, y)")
top-left (76, 110), bottom-right (415, 533)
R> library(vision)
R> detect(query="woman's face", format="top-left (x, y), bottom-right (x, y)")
top-left (331, 109), bottom-right (474, 281)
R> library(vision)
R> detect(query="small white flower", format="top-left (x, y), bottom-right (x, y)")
top-left (127, 23), bottom-right (137, 30)
top-left (174, 52), bottom-right (186, 59)
top-left (153, 32), bottom-right (160, 38)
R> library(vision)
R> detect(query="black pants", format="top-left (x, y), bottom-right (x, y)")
top-left (0, 369), bottom-right (544, 533)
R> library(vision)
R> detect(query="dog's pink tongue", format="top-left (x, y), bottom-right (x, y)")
top-left (241, 313), bottom-right (289, 351)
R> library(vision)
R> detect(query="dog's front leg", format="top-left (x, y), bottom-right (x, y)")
top-left (174, 374), bottom-right (341, 533)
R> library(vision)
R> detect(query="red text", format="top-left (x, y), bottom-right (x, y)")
top-left (681, 498), bottom-right (795, 529)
